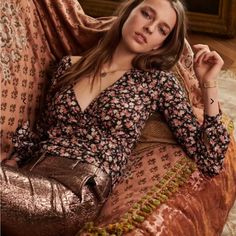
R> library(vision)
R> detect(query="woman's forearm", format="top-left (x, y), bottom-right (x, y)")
top-left (202, 82), bottom-right (220, 116)
top-left (192, 44), bottom-right (224, 117)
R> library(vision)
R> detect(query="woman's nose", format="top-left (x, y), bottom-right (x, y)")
top-left (144, 23), bottom-right (155, 34)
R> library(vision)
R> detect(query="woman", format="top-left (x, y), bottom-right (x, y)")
top-left (1, 0), bottom-right (230, 235)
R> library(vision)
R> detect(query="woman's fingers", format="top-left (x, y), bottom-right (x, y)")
top-left (203, 51), bottom-right (224, 66)
top-left (192, 44), bottom-right (210, 51)
top-left (193, 44), bottom-right (210, 64)
top-left (195, 50), bottom-right (208, 65)
top-left (193, 44), bottom-right (224, 67)
top-left (192, 44), bottom-right (224, 81)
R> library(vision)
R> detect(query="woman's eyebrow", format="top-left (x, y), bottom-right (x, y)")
top-left (144, 6), bottom-right (156, 16)
top-left (160, 22), bottom-right (171, 31)
top-left (145, 5), bottom-right (171, 30)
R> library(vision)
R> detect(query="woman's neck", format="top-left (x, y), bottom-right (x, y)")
top-left (105, 42), bottom-right (135, 71)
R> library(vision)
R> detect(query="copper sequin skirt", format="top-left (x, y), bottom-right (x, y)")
top-left (1, 155), bottom-right (111, 236)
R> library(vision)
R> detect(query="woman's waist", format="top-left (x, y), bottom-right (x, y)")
top-left (22, 153), bottom-right (112, 198)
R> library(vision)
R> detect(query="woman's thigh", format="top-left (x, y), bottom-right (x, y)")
top-left (0, 165), bottom-right (100, 236)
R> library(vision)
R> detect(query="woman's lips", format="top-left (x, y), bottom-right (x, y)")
top-left (134, 32), bottom-right (147, 44)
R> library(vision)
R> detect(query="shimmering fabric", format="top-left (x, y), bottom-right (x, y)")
top-left (1, 156), bottom-right (111, 236)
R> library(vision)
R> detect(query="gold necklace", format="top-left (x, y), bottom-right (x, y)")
top-left (100, 68), bottom-right (131, 78)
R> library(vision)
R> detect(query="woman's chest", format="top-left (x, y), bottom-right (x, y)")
top-left (50, 73), bottom-right (159, 126)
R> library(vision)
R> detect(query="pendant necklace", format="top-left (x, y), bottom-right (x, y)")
top-left (100, 68), bottom-right (131, 78)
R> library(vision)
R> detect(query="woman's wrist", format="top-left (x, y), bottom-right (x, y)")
top-left (202, 85), bottom-right (220, 116)
top-left (201, 80), bottom-right (217, 89)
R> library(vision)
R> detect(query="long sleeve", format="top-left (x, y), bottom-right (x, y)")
top-left (157, 72), bottom-right (230, 176)
top-left (35, 56), bottom-right (73, 137)
top-left (11, 57), bottom-right (73, 165)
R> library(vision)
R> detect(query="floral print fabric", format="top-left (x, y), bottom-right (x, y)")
top-left (12, 56), bottom-right (230, 187)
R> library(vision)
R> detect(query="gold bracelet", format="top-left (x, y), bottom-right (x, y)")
top-left (202, 80), bottom-right (217, 88)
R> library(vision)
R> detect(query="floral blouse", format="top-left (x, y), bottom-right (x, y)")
top-left (12, 56), bottom-right (230, 187)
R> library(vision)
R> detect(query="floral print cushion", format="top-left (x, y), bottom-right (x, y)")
top-left (95, 144), bottom-right (196, 229)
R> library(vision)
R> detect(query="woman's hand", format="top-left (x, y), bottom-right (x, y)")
top-left (192, 44), bottom-right (224, 84)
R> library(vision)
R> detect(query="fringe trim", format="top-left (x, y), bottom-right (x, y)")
top-left (222, 113), bottom-right (234, 134)
top-left (79, 156), bottom-right (197, 236)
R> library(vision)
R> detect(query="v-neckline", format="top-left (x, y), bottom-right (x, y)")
top-left (71, 70), bottom-right (134, 114)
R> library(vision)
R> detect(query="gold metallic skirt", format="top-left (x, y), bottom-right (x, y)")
top-left (1, 155), bottom-right (111, 236)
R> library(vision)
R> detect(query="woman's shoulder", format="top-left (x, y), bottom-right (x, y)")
top-left (142, 69), bottom-right (183, 91)
top-left (138, 69), bottom-right (177, 83)
top-left (54, 56), bottom-right (82, 79)
top-left (131, 68), bottom-right (179, 84)
top-left (149, 69), bottom-right (174, 78)
top-left (70, 56), bottom-right (82, 65)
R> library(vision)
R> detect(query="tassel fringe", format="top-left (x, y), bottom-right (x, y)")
top-left (79, 156), bottom-right (197, 236)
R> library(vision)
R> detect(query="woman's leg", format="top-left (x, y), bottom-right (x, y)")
top-left (0, 164), bottom-right (107, 236)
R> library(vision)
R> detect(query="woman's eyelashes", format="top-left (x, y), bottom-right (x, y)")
top-left (158, 26), bottom-right (168, 36)
top-left (141, 9), bottom-right (152, 20)
top-left (141, 9), bottom-right (168, 36)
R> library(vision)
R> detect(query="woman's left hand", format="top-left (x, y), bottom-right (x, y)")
top-left (192, 44), bottom-right (224, 84)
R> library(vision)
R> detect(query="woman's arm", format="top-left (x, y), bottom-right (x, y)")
top-left (4, 56), bottom-right (75, 168)
top-left (193, 44), bottom-right (224, 117)
top-left (157, 46), bottom-right (230, 176)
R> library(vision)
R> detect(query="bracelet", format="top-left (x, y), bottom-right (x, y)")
top-left (202, 80), bottom-right (217, 88)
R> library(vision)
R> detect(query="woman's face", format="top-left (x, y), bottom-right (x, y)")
top-left (121, 0), bottom-right (177, 54)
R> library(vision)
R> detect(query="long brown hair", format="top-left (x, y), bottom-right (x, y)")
top-left (56, 0), bottom-right (187, 90)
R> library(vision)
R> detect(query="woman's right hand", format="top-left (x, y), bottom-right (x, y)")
top-left (192, 44), bottom-right (224, 84)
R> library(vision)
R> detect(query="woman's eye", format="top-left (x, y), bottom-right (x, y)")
top-left (141, 10), bottom-right (151, 19)
top-left (159, 27), bottom-right (167, 36)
